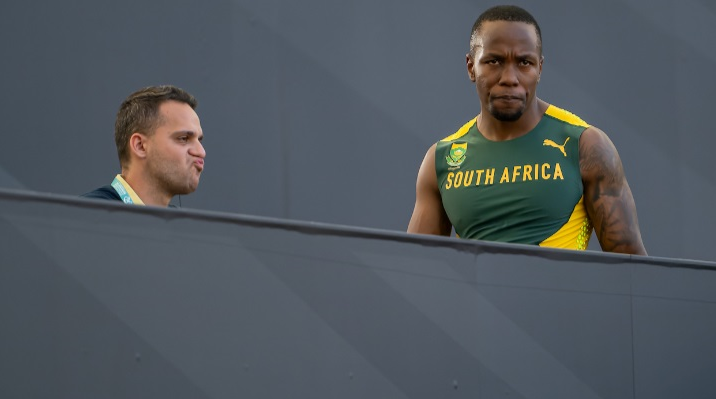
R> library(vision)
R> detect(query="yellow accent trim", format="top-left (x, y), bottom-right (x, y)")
top-left (539, 196), bottom-right (592, 250)
top-left (440, 117), bottom-right (477, 142)
top-left (544, 105), bottom-right (590, 128)
top-left (115, 174), bottom-right (145, 205)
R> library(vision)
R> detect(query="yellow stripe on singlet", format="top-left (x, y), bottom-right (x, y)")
top-left (545, 105), bottom-right (591, 128)
top-left (539, 106), bottom-right (591, 250)
top-left (440, 117), bottom-right (477, 142)
top-left (539, 196), bottom-right (592, 250)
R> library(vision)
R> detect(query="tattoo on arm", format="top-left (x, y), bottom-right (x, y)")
top-left (581, 129), bottom-right (646, 255)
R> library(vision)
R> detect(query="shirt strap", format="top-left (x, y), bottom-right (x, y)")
top-left (111, 174), bottom-right (145, 205)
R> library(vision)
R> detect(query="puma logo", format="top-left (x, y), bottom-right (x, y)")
top-left (543, 137), bottom-right (570, 157)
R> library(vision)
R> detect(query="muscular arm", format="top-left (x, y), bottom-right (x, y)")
top-left (580, 127), bottom-right (647, 255)
top-left (407, 144), bottom-right (452, 236)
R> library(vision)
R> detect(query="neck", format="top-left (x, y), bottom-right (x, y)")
top-left (121, 170), bottom-right (172, 207)
top-left (478, 98), bottom-right (548, 141)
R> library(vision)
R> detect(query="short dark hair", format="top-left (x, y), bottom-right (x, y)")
top-left (469, 5), bottom-right (542, 56)
top-left (114, 85), bottom-right (197, 166)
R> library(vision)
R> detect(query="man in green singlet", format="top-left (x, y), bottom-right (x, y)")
top-left (407, 5), bottom-right (646, 255)
top-left (81, 85), bottom-right (206, 207)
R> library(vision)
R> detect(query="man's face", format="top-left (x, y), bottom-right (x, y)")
top-left (145, 100), bottom-right (205, 196)
top-left (467, 20), bottom-right (543, 121)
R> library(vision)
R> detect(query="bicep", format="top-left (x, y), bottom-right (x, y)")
top-left (407, 145), bottom-right (452, 236)
top-left (580, 128), bottom-right (646, 255)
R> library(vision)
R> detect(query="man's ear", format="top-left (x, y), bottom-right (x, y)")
top-left (538, 55), bottom-right (544, 81)
top-left (466, 53), bottom-right (476, 82)
top-left (129, 133), bottom-right (149, 159)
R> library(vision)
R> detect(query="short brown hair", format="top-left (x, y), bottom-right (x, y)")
top-left (114, 85), bottom-right (198, 166)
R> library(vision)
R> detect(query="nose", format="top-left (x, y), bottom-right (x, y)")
top-left (190, 140), bottom-right (206, 159)
top-left (499, 63), bottom-right (519, 86)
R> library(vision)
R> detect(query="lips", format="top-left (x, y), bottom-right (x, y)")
top-left (491, 95), bottom-right (525, 109)
top-left (194, 159), bottom-right (204, 171)
top-left (492, 94), bottom-right (524, 102)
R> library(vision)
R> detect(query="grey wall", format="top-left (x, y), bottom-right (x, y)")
top-left (2, 189), bottom-right (716, 398)
top-left (0, 0), bottom-right (713, 261)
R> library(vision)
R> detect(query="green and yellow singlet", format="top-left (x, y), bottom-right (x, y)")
top-left (435, 105), bottom-right (593, 250)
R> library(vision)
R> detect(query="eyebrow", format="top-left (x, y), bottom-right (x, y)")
top-left (478, 52), bottom-right (506, 61)
top-left (172, 130), bottom-right (204, 139)
top-left (480, 51), bottom-right (538, 59)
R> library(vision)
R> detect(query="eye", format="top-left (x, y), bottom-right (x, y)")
top-left (177, 136), bottom-right (188, 143)
top-left (519, 59), bottom-right (533, 66)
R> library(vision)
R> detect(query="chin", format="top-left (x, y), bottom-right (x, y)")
top-left (173, 183), bottom-right (198, 196)
top-left (186, 181), bottom-right (200, 194)
top-left (490, 108), bottom-right (524, 122)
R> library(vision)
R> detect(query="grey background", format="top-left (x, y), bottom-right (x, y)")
top-left (1, 0), bottom-right (713, 261)
top-left (2, 190), bottom-right (716, 398)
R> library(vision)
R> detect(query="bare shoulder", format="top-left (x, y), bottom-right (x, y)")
top-left (579, 126), bottom-right (623, 183)
top-left (422, 142), bottom-right (438, 165)
top-left (407, 142), bottom-right (451, 236)
top-left (415, 142), bottom-right (439, 200)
